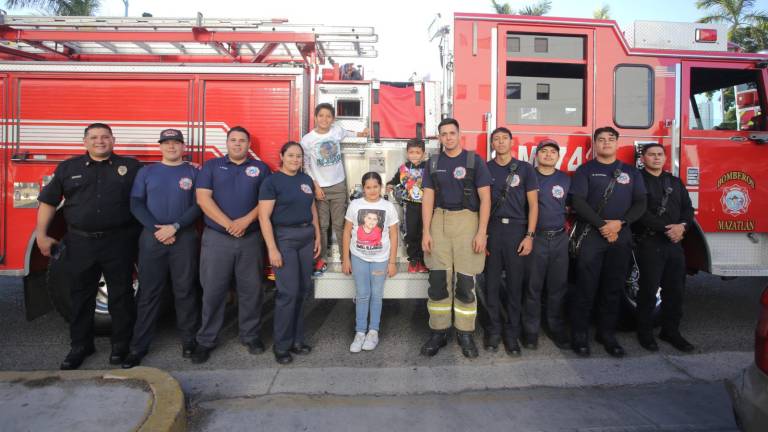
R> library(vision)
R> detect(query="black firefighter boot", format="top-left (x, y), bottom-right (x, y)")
top-left (420, 331), bottom-right (448, 357)
top-left (457, 331), bottom-right (479, 358)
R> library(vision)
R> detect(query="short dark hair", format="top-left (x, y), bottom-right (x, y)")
top-left (438, 117), bottom-right (460, 133)
top-left (406, 138), bottom-right (425, 151)
top-left (227, 126), bottom-right (251, 141)
top-left (84, 123), bottom-right (113, 137)
top-left (593, 126), bottom-right (619, 141)
top-left (361, 171), bottom-right (382, 186)
top-left (314, 103), bottom-right (335, 118)
top-left (641, 143), bottom-right (665, 154)
top-left (490, 126), bottom-right (512, 140)
top-left (280, 141), bottom-right (303, 157)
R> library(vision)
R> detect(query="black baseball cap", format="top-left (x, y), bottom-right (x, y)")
top-left (536, 138), bottom-right (560, 153)
top-left (158, 128), bottom-right (184, 143)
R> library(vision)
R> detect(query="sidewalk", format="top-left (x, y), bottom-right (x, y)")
top-left (0, 367), bottom-right (185, 432)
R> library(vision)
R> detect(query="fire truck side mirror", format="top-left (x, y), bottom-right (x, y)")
top-left (748, 133), bottom-right (768, 144)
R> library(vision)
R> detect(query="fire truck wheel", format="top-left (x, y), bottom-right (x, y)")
top-left (46, 259), bottom-right (139, 336)
top-left (619, 261), bottom-right (662, 331)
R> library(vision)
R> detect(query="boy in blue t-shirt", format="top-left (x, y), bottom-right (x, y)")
top-left (386, 138), bottom-right (428, 273)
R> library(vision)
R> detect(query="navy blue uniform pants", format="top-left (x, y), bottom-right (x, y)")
top-left (272, 225), bottom-right (315, 351)
top-left (403, 201), bottom-right (423, 263)
top-left (524, 229), bottom-right (568, 336)
top-left (571, 227), bottom-right (632, 337)
top-left (484, 220), bottom-right (527, 338)
top-left (130, 228), bottom-right (199, 355)
top-left (635, 234), bottom-right (685, 334)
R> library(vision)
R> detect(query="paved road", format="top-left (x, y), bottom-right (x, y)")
top-left (0, 273), bottom-right (762, 431)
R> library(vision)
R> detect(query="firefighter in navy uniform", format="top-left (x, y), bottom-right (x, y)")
top-left (633, 143), bottom-right (695, 352)
top-left (483, 127), bottom-right (539, 356)
top-left (122, 129), bottom-right (202, 368)
top-left (35, 123), bottom-right (141, 370)
top-left (569, 126), bottom-right (647, 358)
top-left (420, 118), bottom-right (492, 358)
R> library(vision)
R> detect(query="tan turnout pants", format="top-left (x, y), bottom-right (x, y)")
top-left (424, 209), bottom-right (486, 332)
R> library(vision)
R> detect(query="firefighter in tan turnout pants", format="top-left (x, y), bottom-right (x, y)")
top-left (420, 118), bottom-right (492, 358)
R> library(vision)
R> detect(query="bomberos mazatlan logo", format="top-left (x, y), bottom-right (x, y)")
top-left (717, 171), bottom-right (755, 231)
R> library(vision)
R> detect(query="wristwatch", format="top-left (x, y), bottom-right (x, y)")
top-left (172, 222), bottom-right (181, 232)
top-left (526, 231), bottom-right (535, 238)
top-left (680, 222), bottom-right (688, 231)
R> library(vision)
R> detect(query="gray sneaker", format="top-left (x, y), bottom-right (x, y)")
top-left (350, 332), bottom-right (366, 353)
top-left (362, 330), bottom-right (379, 351)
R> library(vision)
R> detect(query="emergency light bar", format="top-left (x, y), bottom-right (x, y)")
top-left (695, 28), bottom-right (718, 43)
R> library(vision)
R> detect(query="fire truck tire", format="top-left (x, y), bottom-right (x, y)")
top-left (46, 258), bottom-right (139, 336)
top-left (619, 261), bottom-right (662, 331)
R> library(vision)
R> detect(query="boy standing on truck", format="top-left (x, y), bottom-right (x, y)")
top-left (386, 138), bottom-right (428, 273)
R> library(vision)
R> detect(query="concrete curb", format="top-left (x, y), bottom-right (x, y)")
top-left (0, 366), bottom-right (185, 432)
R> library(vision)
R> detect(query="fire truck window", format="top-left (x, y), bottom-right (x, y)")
top-left (688, 67), bottom-right (765, 131)
top-left (336, 99), bottom-right (362, 118)
top-left (507, 83), bottom-right (521, 99)
top-left (506, 61), bottom-right (584, 126)
top-left (614, 65), bottom-right (654, 129)
top-left (506, 33), bottom-right (584, 60)
top-left (536, 83), bottom-right (550, 100)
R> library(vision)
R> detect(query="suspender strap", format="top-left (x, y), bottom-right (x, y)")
top-left (461, 150), bottom-right (476, 210)
top-left (657, 174), bottom-right (674, 216)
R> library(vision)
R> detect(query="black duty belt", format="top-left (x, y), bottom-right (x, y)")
top-left (68, 226), bottom-right (122, 239)
top-left (494, 216), bottom-right (526, 225)
top-left (538, 228), bottom-right (565, 237)
top-left (275, 222), bottom-right (312, 228)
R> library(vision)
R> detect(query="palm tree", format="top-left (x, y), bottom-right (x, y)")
top-left (491, 0), bottom-right (552, 16)
top-left (593, 4), bottom-right (611, 20)
top-left (696, 0), bottom-right (768, 39)
top-left (519, 0), bottom-right (552, 16)
top-left (4, 0), bottom-right (101, 15)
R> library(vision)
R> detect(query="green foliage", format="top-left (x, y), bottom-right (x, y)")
top-left (696, 0), bottom-right (768, 52)
top-left (593, 4), bottom-right (611, 20)
top-left (4, 0), bottom-right (100, 15)
top-left (491, 0), bottom-right (552, 16)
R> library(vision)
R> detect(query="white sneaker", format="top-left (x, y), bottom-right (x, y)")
top-left (362, 330), bottom-right (379, 351)
top-left (350, 332), bottom-right (366, 353)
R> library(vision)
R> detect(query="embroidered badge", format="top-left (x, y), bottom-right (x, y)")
top-left (552, 185), bottom-right (565, 199)
top-left (179, 177), bottom-right (193, 190)
top-left (511, 174), bottom-right (520, 187)
top-left (453, 166), bottom-right (466, 180)
top-left (117, 165), bottom-right (128, 176)
top-left (301, 183), bottom-right (313, 195)
top-left (617, 172), bottom-right (630, 185)
top-left (245, 166), bottom-right (260, 177)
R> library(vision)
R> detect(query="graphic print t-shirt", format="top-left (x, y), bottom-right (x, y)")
top-left (345, 197), bottom-right (399, 262)
top-left (301, 124), bottom-right (356, 187)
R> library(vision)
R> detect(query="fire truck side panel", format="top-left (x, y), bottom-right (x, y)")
top-left (0, 76), bottom-right (5, 269)
top-left (680, 61), bottom-right (768, 276)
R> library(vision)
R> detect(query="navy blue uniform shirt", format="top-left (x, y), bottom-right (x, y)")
top-left (131, 162), bottom-right (201, 226)
top-left (535, 168), bottom-right (570, 230)
top-left (38, 153), bottom-right (141, 231)
top-left (195, 156), bottom-right (271, 234)
top-left (570, 160), bottom-right (646, 220)
top-left (259, 171), bottom-right (315, 226)
top-left (488, 158), bottom-right (538, 224)
top-left (422, 150), bottom-right (492, 211)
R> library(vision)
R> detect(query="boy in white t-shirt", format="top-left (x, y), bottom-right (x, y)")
top-left (301, 103), bottom-right (368, 275)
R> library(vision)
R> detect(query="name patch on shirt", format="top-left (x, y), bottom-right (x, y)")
top-left (179, 177), bottom-right (193, 190)
top-left (301, 183), bottom-right (313, 195)
top-left (245, 166), bottom-right (260, 178)
top-left (552, 185), bottom-right (565, 199)
top-left (70, 175), bottom-right (82, 180)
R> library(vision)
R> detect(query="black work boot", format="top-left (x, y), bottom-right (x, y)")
top-left (484, 333), bottom-right (501, 352)
top-left (420, 331), bottom-right (448, 357)
top-left (571, 332), bottom-right (591, 357)
top-left (457, 332), bottom-right (479, 358)
top-left (60, 345), bottom-right (96, 370)
top-left (637, 330), bottom-right (659, 352)
top-left (109, 344), bottom-right (129, 365)
top-left (659, 329), bottom-right (695, 352)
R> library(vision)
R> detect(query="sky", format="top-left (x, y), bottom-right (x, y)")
top-left (2, 0), bottom-right (756, 80)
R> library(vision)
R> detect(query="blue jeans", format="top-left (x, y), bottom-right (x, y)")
top-left (351, 255), bottom-right (387, 333)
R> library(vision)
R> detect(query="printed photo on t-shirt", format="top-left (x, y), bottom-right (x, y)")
top-left (355, 208), bottom-right (385, 252)
top-left (315, 139), bottom-right (342, 167)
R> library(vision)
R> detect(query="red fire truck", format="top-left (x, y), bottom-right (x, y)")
top-left (1, 13), bottom-right (768, 326)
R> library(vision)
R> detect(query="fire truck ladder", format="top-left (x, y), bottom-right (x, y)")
top-left (0, 13), bottom-right (378, 64)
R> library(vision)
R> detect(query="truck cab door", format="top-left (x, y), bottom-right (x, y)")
top-left (681, 61), bottom-right (768, 275)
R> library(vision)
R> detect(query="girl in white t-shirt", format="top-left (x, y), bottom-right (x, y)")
top-left (301, 103), bottom-right (369, 276)
top-left (342, 172), bottom-right (399, 352)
